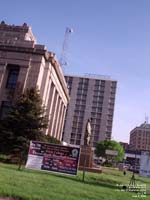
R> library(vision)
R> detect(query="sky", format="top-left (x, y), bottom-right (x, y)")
top-left (1, 0), bottom-right (150, 143)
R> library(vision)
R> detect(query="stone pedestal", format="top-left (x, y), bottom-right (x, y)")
top-left (79, 145), bottom-right (94, 168)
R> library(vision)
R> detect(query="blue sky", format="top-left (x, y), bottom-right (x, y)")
top-left (1, 0), bottom-right (150, 142)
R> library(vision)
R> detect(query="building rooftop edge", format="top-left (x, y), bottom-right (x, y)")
top-left (130, 123), bottom-right (150, 134)
top-left (64, 73), bottom-right (117, 81)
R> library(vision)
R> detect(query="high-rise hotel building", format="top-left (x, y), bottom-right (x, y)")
top-left (63, 74), bottom-right (117, 147)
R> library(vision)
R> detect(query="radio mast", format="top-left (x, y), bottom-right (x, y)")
top-left (59, 27), bottom-right (73, 69)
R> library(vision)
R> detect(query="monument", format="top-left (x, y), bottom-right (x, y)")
top-left (79, 119), bottom-right (94, 169)
top-left (79, 119), bottom-right (102, 175)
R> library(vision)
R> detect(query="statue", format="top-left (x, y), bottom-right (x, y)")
top-left (84, 119), bottom-right (92, 146)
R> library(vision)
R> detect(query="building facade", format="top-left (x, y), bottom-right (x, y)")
top-left (129, 122), bottom-right (150, 151)
top-left (120, 142), bottom-right (129, 151)
top-left (63, 74), bottom-right (117, 147)
top-left (0, 22), bottom-right (69, 140)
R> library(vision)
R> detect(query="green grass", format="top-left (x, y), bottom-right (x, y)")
top-left (0, 163), bottom-right (149, 200)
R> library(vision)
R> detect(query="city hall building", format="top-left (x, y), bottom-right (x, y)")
top-left (0, 22), bottom-right (69, 140)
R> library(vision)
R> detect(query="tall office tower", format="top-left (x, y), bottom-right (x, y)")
top-left (0, 22), bottom-right (69, 140)
top-left (63, 74), bottom-right (117, 147)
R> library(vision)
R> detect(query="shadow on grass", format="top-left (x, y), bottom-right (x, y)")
top-left (0, 163), bottom-right (19, 171)
top-left (1, 163), bottom-right (121, 190)
top-left (103, 172), bottom-right (123, 177)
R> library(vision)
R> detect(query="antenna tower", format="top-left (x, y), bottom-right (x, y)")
top-left (59, 27), bottom-right (73, 69)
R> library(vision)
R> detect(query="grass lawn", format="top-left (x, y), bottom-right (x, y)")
top-left (0, 163), bottom-right (149, 200)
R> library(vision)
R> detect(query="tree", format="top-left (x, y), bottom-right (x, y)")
top-left (95, 140), bottom-right (125, 163)
top-left (0, 88), bottom-right (48, 169)
top-left (42, 135), bottom-right (61, 144)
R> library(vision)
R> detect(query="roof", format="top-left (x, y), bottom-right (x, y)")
top-left (65, 73), bottom-right (117, 82)
top-left (140, 123), bottom-right (150, 129)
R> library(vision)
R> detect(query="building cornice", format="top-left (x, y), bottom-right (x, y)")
top-left (0, 44), bottom-right (69, 101)
top-left (48, 53), bottom-right (69, 101)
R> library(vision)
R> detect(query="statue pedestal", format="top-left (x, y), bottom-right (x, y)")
top-left (78, 145), bottom-right (102, 173)
top-left (79, 145), bottom-right (94, 168)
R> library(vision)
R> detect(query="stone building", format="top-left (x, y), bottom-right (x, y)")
top-left (63, 74), bottom-right (117, 147)
top-left (0, 22), bottom-right (69, 140)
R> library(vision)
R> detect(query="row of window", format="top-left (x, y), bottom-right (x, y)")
top-left (92, 107), bottom-right (103, 113)
top-left (95, 80), bottom-right (105, 86)
top-left (76, 95), bottom-right (87, 101)
top-left (70, 139), bottom-right (80, 145)
top-left (70, 133), bottom-right (81, 140)
top-left (78, 78), bottom-right (89, 85)
top-left (94, 85), bottom-right (105, 91)
top-left (71, 127), bottom-right (82, 134)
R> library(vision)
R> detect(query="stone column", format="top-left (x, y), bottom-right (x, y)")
top-left (50, 92), bottom-right (59, 137)
top-left (43, 78), bottom-right (52, 108)
top-left (53, 97), bottom-right (62, 138)
top-left (0, 62), bottom-right (7, 102)
top-left (47, 88), bottom-right (57, 136)
top-left (56, 101), bottom-right (63, 140)
top-left (46, 85), bottom-right (55, 135)
top-left (58, 105), bottom-right (67, 141)
top-left (52, 96), bottom-right (61, 138)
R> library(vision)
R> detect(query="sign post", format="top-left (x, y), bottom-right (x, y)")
top-left (105, 149), bottom-right (118, 156)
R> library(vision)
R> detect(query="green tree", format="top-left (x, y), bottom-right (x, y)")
top-left (0, 88), bottom-right (48, 169)
top-left (42, 135), bottom-right (61, 144)
top-left (95, 140), bottom-right (125, 163)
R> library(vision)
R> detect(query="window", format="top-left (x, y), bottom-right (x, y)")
top-left (0, 101), bottom-right (12, 119)
top-left (70, 139), bottom-right (75, 144)
top-left (100, 86), bottom-right (105, 91)
top-left (76, 140), bottom-right (81, 145)
top-left (72, 128), bottom-right (76, 133)
top-left (79, 78), bottom-right (83, 84)
top-left (107, 126), bottom-right (112, 132)
top-left (72, 122), bottom-right (77, 127)
top-left (94, 136), bottom-right (99, 141)
top-left (91, 112), bottom-right (96, 118)
top-left (6, 65), bottom-right (20, 89)
top-left (111, 81), bottom-right (117, 87)
top-left (71, 133), bottom-right (76, 139)
top-left (95, 80), bottom-right (100, 86)
top-left (76, 134), bottom-right (81, 140)
top-left (94, 85), bottom-right (99, 90)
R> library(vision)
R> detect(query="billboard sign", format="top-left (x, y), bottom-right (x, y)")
top-left (26, 141), bottom-right (80, 175)
top-left (105, 149), bottom-right (118, 156)
top-left (140, 151), bottom-right (150, 178)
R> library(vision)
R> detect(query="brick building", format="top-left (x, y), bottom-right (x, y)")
top-left (129, 122), bottom-right (150, 151)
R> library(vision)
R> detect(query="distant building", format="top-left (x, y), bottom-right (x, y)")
top-left (120, 142), bottom-right (129, 151)
top-left (0, 22), bottom-right (69, 140)
top-left (129, 122), bottom-right (150, 151)
top-left (124, 149), bottom-right (141, 172)
top-left (63, 74), bottom-right (117, 147)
